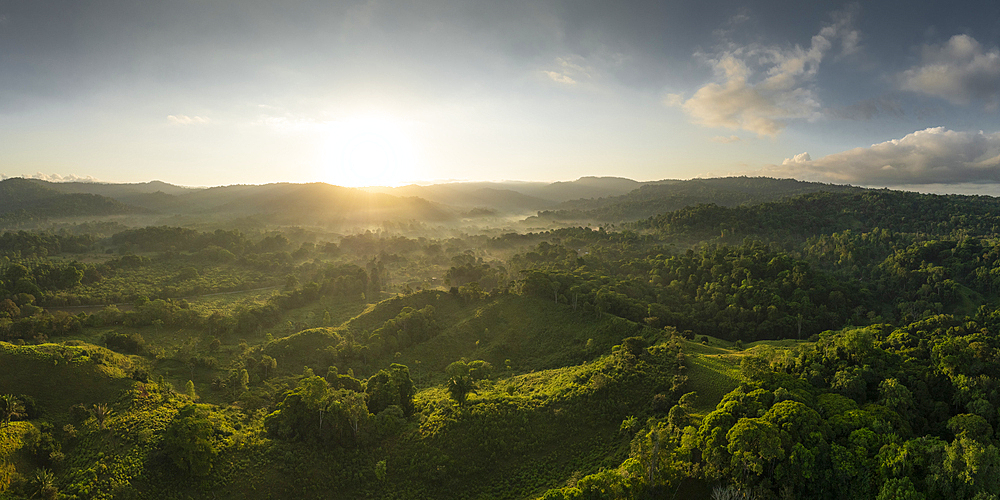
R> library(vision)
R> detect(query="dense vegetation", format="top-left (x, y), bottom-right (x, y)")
top-left (5, 177), bottom-right (1000, 499)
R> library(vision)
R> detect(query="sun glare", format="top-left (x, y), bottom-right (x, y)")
top-left (316, 115), bottom-right (418, 187)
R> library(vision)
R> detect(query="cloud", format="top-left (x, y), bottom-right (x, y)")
top-left (662, 93), bottom-right (685, 107)
top-left (829, 95), bottom-right (904, 120)
top-left (823, 5), bottom-right (862, 57)
top-left (542, 56), bottom-right (595, 86)
top-left (543, 71), bottom-right (577, 85)
top-left (899, 35), bottom-right (1000, 106)
top-left (673, 7), bottom-right (859, 136)
top-left (764, 127), bottom-right (1000, 185)
top-left (167, 114), bottom-right (211, 125)
top-left (711, 135), bottom-right (742, 143)
top-left (782, 152), bottom-right (812, 164)
top-left (2, 173), bottom-right (99, 182)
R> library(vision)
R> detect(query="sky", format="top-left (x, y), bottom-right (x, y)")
top-left (2, 0), bottom-right (1000, 191)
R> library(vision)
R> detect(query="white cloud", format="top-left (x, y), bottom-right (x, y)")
top-left (764, 127), bottom-right (1000, 185)
top-left (899, 34), bottom-right (1000, 106)
top-left (543, 71), bottom-right (577, 85)
top-left (2, 173), bottom-right (99, 182)
top-left (782, 152), bottom-right (812, 164)
top-left (167, 114), bottom-right (211, 125)
top-left (542, 56), bottom-right (595, 86)
top-left (711, 135), bottom-right (742, 143)
top-left (662, 93), bottom-right (685, 107)
top-left (674, 8), bottom-right (859, 136)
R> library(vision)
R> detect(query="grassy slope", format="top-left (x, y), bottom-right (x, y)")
top-left (681, 336), bottom-right (814, 417)
top-left (0, 343), bottom-right (135, 423)
top-left (0, 290), bottom-right (796, 500)
top-left (261, 290), bottom-right (652, 382)
top-left (233, 292), bottom-right (670, 499)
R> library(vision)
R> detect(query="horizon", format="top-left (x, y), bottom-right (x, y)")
top-left (5, 172), bottom-right (1000, 198)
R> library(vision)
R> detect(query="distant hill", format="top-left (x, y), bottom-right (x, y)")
top-left (367, 176), bottom-right (645, 213)
top-left (4, 179), bottom-right (457, 225)
top-left (177, 182), bottom-right (456, 223)
top-left (0, 178), bottom-right (143, 221)
top-left (0, 176), bottom-right (881, 228)
top-left (39, 179), bottom-right (200, 197)
top-left (366, 184), bottom-right (555, 214)
top-left (529, 176), bottom-right (644, 202)
top-left (531, 176), bottom-right (865, 223)
top-left (36, 179), bottom-right (202, 212)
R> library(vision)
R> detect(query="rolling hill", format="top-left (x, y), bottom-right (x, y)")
top-left (0, 178), bottom-right (143, 222)
top-left (531, 176), bottom-right (865, 223)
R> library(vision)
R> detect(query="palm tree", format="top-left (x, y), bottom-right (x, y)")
top-left (447, 376), bottom-right (478, 406)
top-left (92, 403), bottom-right (110, 430)
top-left (30, 468), bottom-right (58, 500)
top-left (0, 394), bottom-right (24, 427)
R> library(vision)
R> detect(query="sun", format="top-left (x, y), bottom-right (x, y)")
top-left (316, 114), bottom-right (418, 187)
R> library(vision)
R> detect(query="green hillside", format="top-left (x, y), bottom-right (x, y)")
top-left (0, 291), bottom-right (685, 499)
top-left (6, 180), bottom-right (1000, 499)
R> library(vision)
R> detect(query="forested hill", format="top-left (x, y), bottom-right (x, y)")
top-left (361, 184), bottom-right (556, 213)
top-left (4, 180), bottom-right (457, 225)
top-left (366, 176), bottom-right (644, 213)
top-left (2, 176), bottom-right (884, 228)
top-left (0, 178), bottom-right (142, 221)
top-left (639, 189), bottom-right (1000, 240)
top-left (533, 177), bottom-right (864, 223)
top-left (37, 179), bottom-right (198, 197)
top-left (181, 182), bottom-right (455, 222)
top-left (36, 179), bottom-right (201, 212)
top-left (10, 180), bottom-right (1000, 499)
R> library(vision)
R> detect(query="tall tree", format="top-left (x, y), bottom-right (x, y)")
top-left (447, 376), bottom-right (478, 406)
top-left (0, 395), bottom-right (24, 428)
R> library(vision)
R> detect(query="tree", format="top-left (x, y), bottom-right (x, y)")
top-left (727, 417), bottom-right (784, 479)
top-left (185, 380), bottom-right (197, 400)
top-left (876, 477), bottom-right (925, 500)
top-left (162, 405), bottom-right (217, 476)
top-left (365, 364), bottom-right (415, 416)
top-left (447, 375), bottom-right (478, 406)
top-left (0, 299), bottom-right (20, 319)
top-left (29, 468), bottom-right (57, 500)
top-left (947, 414), bottom-right (993, 442)
top-left (668, 405), bottom-right (689, 430)
top-left (229, 368), bottom-right (249, 399)
top-left (0, 395), bottom-right (24, 428)
top-left (679, 391), bottom-right (698, 408)
top-left (340, 389), bottom-right (369, 444)
top-left (739, 355), bottom-right (771, 385)
top-left (942, 435), bottom-right (1000, 498)
top-left (92, 403), bottom-right (110, 430)
top-left (260, 355), bottom-right (277, 380)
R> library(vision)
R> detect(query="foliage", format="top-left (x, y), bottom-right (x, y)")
top-left (162, 404), bottom-right (218, 476)
top-left (9, 182), bottom-right (1000, 498)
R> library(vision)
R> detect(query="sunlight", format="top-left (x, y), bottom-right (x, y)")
top-left (316, 114), bottom-right (418, 187)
